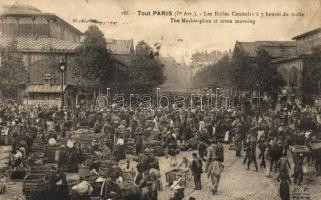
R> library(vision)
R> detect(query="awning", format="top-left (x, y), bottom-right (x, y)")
top-left (26, 85), bottom-right (66, 93)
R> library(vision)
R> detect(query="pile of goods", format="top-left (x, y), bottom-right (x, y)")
top-left (66, 173), bottom-right (81, 195)
top-left (70, 128), bottom-right (105, 161)
top-left (291, 145), bottom-right (311, 154)
top-left (144, 140), bottom-right (164, 156)
top-left (310, 139), bottom-right (321, 151)
top-left (180, 136), bottom-right (198, 151)
top-left (71, 180), bottom-right (93, 197)
top-left (0, 146), bottom-right (11, 173)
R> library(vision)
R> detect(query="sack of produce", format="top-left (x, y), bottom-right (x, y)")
top-left (72, 181), bottom-right (93, 195)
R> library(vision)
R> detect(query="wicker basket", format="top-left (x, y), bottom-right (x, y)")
top-left (23, 174), bottom-right (47, 200)
top-left (121, 181), bottom-right (139, 198)
top-left (79, 165), bottom-right (91, 178)
top-left (27, 165), bottom-right (57, 180)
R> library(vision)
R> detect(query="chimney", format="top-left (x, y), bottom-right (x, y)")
top-left (44, 73), bottom-right (52, 86)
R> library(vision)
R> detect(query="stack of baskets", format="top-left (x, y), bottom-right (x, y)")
top-left (27, 165), bottom-right (57, 180)
top-left (31, 142), bottom-right (46, 153)
top-left (23, 174), bottom-right (47, 200)
top-left (0, 146), bottom-right (11, 173)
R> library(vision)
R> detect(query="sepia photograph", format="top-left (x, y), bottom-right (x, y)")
top-left (0, 0), bottom-right (320, 199)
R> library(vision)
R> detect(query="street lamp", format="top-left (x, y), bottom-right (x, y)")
top-left (215, 88), bottom-right (220, 110)
top-left (59, 59), bottom-right (66, 110)
top-left (256, 83), bottom-right (260, 107)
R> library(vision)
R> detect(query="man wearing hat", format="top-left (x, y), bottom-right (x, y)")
top-left (207, 157), bottom-right (224, 195)
top-left (247, 141), bottom-right (258, 172)
top-left (217, 139), bottom-right (224, 163)
top-left (206, 139), bottom-right (219, 172)
top-left (191, 153), bottom-right (203, 190)
top-left (258, 135), bottom-right (267, 168)
top-left (293, 153), bottom-right (304, 185)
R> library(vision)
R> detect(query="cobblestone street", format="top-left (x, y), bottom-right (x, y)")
top-left (1, 144), bottom-right (321, 200)
top-left (158, 145), bottom-right (321, 200)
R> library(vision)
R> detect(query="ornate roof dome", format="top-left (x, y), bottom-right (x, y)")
top-left (1, 4), bottom-right (42, 15)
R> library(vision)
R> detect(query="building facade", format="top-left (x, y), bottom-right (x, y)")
top-left (191, 50), bottom-right (232, 76)
top-left (233, 41), bottom-right (297, 105)
top-left (274, 27), bottom-right (321, 105)
top-left (0, 4), bottom-right (82, 107)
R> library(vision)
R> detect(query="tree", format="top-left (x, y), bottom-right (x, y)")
top-left (255, 49), bottom-right (285, 94)
top-left (231, 49), bottom-right (284, 94)
top-left (0, 39), bottom-right (27, 98)
top-left (302, 49), bottom-right (321, 105)
top-left (74, 25), bottom-right (113, 90)
top-left (129, 41), bottom-right (166, 92)
top-left (231, 49), bottom-right (257, 90)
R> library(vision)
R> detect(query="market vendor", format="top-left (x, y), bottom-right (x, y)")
top-left (65, 143), bottom-right (80, 173)
top-left (55, 145), bottom-right (67, 170)
top-left (141, 148), bottom-right (160, 171)
top-left (137, 171), bottom-right (156, 200)
top-left (10, 148), bottom-right (23, 169)
top-left (113, 138), bottom-right (126, 161)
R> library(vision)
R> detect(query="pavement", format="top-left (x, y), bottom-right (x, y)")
top-left (158, 145), bottom-right (280, 200)
top-left (1, 144), bottom-right (321, 200)
top-left (158, 144), bottom-right (321, 200)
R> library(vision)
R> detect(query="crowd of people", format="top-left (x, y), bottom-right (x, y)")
top-left (0, 98), bottom-right (321, 200)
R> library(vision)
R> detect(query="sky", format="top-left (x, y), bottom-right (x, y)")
top-left (1, 0), bottom-right (321, 63)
